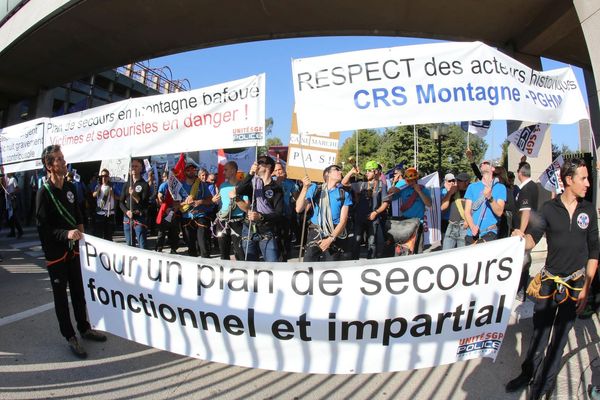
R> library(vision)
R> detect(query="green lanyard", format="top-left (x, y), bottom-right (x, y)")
top-left (43, 183), bottom-right (77, 228)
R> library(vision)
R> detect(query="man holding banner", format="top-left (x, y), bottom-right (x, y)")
top-left (119, 158), bottom-right (150, 249)
top-left (36, 145), bottom-right (106, 359)
top-left (506, 158), bottom-right (599, 400)
top-left (296, 164), bottom-right (352, 262)
top-left (236, 155), bottom-right (283, 262)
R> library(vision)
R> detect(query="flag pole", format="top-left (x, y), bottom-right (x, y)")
top-left (297, 132), bottom-right (312, 262)
top-left (244, 146), bottom-right (258, 261)
top-left (128, 156), bottom-right (134, 247)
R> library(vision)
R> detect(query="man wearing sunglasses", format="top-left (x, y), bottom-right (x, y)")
top-left (346, 160), bottom-right (388, 259)
top-left (236, 155), bottom-right (283, 262)
top-left (296, 164), bottom-right (353, 262)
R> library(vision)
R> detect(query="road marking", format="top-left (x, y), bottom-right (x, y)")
top-left (0, 302), bottom-right (54, 327)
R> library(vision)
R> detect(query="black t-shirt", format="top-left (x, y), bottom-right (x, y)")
top-left (514, 180), bottom-right (538, 228)
top-left (120, 179), bottom-right (150, 215)
top-left (351, 180), bottom-right (386, 222)
top-left (36, 181), bottom-right (84, 260)
top-left (528, 196), bottom-right (599, 275)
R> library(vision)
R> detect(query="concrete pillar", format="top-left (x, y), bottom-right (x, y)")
top-left (31, 89), bottom-right (54, 118)
top-left (574, 1), bottom-right (600, 215)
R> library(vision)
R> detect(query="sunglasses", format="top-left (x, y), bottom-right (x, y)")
top-left (447, 179), bottom-right (456, 183)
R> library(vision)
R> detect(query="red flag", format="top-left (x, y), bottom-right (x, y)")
top-left (216, 149), bottom-right (227, 188)
top-left (173, 153), bottom-right (186, 182)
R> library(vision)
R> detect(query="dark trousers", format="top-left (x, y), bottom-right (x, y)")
top-left (8, 213), bottom-right (22, 236)
top-left (217, 219), bottom-right (244, 260)
top-left (47, 255), bottom-right (91, 340)
top-left (196, 218), bottom-right (211, 258)
top-left (93, 214), bottom-right (114, 241)
top-left (521, 282), bottom-right (579, 398)
top-left (353, 219), bottom-right (384, 259)
top-left (303, 227), bottom-right (346, 262)
top-left (181, 219), bottom-right (199, 256)
top-left (156, 218), bottom-right (180, 253)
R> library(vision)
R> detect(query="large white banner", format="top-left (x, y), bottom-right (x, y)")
top-left (0, 74), bottom-right (265, 173)
top-left (292, 41), bottom-right (588, 133)
top-left (80, 235), bottom-right (523, 374)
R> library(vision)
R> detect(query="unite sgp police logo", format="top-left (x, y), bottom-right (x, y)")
top-left (232, 128), bottom-right (264, 142)
top-left (456, 332), bottom-right (504, 360)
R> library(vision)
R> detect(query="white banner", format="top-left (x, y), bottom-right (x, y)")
top-left (292, 41), bottom-right (588, 133)
top-left (99, 158), bottom-right (130, 183)
top-left (539, 155), bottom-right (565, 193)
top-left (420, 172), bottom-right (442, 246)
top-left (1, 75), bottom-right (265, 173)
top-left (507, 123), bottom-right (549, 158)
top-left (0, 118), bottom-right (47, 171)
top-left (80, 235), bottom-right (523, 374)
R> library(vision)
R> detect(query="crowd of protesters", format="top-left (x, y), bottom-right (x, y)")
top-left (3, 143), bottom-right (597, 400)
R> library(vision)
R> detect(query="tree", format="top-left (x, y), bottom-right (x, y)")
top-left (552, 142), bottom-right (573, 160)
top-left (375, 124), bottom-right (487, 175)
top-left (258, 117), bottom-right (277, 155)
top-left (338, 129), bottom-right (382, 171)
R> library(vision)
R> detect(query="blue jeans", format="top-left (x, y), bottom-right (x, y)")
top-left (123, 215), bottom-right (147, 249)
top-left (442, 221), bottom-right (467, 249)
top-left (241, 224), bottom-right (279, 262)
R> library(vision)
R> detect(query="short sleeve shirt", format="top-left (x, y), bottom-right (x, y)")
top-left (465, 181), bottom-right (507, 236)
top-left (306, 184), bottom-right (353, 225)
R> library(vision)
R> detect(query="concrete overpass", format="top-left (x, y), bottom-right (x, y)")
top-left (0, 0), bottom-right (599, 147)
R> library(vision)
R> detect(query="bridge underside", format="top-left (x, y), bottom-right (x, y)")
top-left (0, 0), bottom-right (590, 102)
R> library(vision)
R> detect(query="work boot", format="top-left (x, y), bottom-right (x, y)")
top-left (81, 329), bottom-right (107, 342)
top-left (67, 337), bottom-right (87, 359)
top-left (506, 372), bottom-right (531, 392)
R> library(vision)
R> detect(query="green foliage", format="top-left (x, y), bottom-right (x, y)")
top-left (339, 124), bottom-right (486, 175)
top-left (338, 129), bottom-right (382, 170)
top-left (258, 117), bottom-right (278, 155)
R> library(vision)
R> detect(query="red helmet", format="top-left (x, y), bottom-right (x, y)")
top-left (405, 167), bottom-right (418, 182)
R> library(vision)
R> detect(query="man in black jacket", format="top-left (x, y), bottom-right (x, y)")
top-left (236, 155), bottom-right (283, 261)
top-left (506, 158), bottom-right (599, 400)
top-left (36, 145), bottom-right (106, 359)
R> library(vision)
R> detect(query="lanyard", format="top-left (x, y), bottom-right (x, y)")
top-left (43, 183), bottom-right (77, 228)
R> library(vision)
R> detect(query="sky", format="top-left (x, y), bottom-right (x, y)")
top-left (152, 36), bottom-right (588, 162)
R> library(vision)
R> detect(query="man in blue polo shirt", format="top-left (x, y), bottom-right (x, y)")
top-left (386, 167), bottom-right (431, 254)
top-left (464, 161), bottom-right (506, 243)
top-left (296, 164), bottom-right (352, 262)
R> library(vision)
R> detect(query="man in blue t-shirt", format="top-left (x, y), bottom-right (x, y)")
top-left (386, 167), bottom-right (431, 254)
top-left (464, 162), bottom-right (506, 243)
top-left (296, 164), bottom-right (353, 262)
top-left (213, 161), bottom-right (248, 260)
top-left (179, 163), bottom-right (215, 257)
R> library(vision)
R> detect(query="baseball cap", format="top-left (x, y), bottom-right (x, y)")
top-left (444, 173), bottom-right (456, 181)
top-left (456, 172), bottom-right (470, 182)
